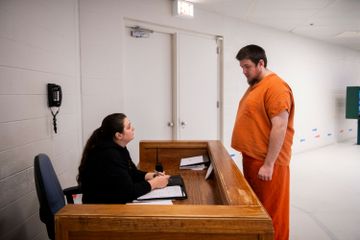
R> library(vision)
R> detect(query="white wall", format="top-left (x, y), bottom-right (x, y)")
top-left (0, 0), bottom-right (81, 239)
top-left (79, 0), bottom-right (124, 144)
top-left (1, 0), bottom-right (360, 239)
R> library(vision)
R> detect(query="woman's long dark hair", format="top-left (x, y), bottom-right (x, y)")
top-left (77, 113), bottom-right (127, 184)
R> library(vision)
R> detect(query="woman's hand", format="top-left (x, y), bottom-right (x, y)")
top-left (145, 172), bottom-right (155, 180)
top-left (148, 175), bottom-right (170, 190)
top-left (145, 171), bottom-right (165, 180)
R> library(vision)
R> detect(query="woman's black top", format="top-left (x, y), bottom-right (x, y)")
top-left (80, 140), bottom-right (151, 204)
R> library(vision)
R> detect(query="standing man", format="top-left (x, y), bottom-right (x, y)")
top-left (231, 44), bottom-right (294, 240)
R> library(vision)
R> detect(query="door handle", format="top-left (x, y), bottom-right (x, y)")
top-left (180, 121), bottom-right (187, 127)
top-left (168, 122), bottom-right (174, 127)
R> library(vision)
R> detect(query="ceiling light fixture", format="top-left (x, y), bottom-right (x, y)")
top-left (335, 31), bottom-right (360, 38)
top-left (173, 0), bottom-right (194, 18)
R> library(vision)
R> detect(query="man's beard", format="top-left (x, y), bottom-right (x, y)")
top-left (246, 70), bottom-right (262, 86)
top-left (247, 77), bottom-right (260, 86)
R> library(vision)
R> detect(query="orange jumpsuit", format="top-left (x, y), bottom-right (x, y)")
top-left (231, 73), bottom-right (294, 240)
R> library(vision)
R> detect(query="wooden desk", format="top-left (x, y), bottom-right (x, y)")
top-left (56, 141), bottom-right (273, 240)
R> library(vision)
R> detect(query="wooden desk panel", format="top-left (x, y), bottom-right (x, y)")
top-left (138, 141), bottom-right (209, 174)
top-left (57, 205), bottom-right (272, 240)
top-left (56, 141), bottom-right (273, 240)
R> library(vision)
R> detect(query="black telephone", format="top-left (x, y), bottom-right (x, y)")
top-left (47, 83), bottom-right (62, 133)
top-left (47, 83), bottom-right (62, 107)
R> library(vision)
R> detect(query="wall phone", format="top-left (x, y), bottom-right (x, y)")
top-left (47, 83), bottom-right (62, 107)
top-left (47, 83), bottom-right (62, 133)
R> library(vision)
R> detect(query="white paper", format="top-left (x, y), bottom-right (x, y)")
top-left (137, 185), bottom-right (184, 200)
top-left (180, 163), bottom-right (206, 170)
top-left (205, 163), bottom-right (213, 180)
top-left (128, 199), bottom-right (173, 205)
top-left (180, 155), bottom-right (208, 166)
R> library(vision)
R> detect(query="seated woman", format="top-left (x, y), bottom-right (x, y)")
top-left (77, 113), bottom-right (169, 204)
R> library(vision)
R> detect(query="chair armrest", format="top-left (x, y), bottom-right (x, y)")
top-left (63, 186), bottom-right (82, 204)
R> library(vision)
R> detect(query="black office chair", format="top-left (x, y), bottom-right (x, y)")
top-left (34, 153), bottom-right (81, 240)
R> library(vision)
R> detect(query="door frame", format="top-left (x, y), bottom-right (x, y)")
top-left (124, 19), bottom-right (224, 142)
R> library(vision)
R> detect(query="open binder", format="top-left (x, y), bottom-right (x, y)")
top-left (137, 175), bottom-right (187, 201)
top-left (179, 155), bottom-right (209, 170)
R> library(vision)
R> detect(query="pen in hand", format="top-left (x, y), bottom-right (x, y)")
top-left (148, 172), bottom-right (170, 189)
top-left (154, 162), bottom-right (164, 178)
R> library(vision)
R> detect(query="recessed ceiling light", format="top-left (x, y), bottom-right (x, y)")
top-left (336, 31), bottom-right (360, 38)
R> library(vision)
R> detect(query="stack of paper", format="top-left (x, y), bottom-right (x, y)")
top-left (129, 199), bottom-right (174, 205)
top-left (137, 185), bottom-right (186, 201)
top-left (180, 155), bottom-right (209, 170)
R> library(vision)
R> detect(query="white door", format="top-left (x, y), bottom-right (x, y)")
top-left (177, 32), bottom-right (219, 140)
top-left (124, 28), bottom-right (173, 163)
top-left (124, 25), bottom-right (221, 163)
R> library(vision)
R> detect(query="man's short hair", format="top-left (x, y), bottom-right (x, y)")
top-left (236, 44), bottom-right (267, 67)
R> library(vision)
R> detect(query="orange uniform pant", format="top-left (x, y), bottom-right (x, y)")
top-left (242, 154), bottom-right (290, 240)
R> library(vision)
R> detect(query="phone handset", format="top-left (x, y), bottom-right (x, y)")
top-left (47, 83), bottom-right (62, 133)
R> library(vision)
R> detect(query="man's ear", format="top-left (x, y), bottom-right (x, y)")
top-left (258, 59), bottom-right (265, 68)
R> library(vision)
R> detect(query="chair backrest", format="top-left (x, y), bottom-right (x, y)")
top-left (34, 153), bottom-right (65, 240)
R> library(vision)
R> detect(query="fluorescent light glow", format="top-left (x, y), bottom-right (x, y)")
top-left (173, 0), bottom-right (194, 18)
top-left (336, 31), bottom-right (360, 38)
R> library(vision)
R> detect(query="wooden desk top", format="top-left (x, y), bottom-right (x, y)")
top-left (138, 140), bottom-right (260, 205)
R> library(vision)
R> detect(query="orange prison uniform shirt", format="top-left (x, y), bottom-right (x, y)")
top-left (231, 73), bottom-right (294, 240)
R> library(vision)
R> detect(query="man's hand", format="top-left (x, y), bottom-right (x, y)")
top-left (258, 164), bottom-right (274, 181)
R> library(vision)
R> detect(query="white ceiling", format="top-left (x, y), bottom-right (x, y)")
top-left (190, 0), bottom-right (360, 51)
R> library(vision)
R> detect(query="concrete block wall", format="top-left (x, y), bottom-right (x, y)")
top-left (0, 0), bottom-right (82, 239)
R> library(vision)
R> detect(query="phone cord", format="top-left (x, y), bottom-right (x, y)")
top-left (50, 108), bottom-right (59, 133)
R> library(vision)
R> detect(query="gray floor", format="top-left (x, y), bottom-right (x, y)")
top-left (232, 139), bottom-right (360, 239)
top-left (290, 139), bottom-right (360, 240)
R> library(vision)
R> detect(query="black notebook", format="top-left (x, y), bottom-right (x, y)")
top-left (167, 175), bottom-right (185, 186)
top-left (137, 175), bottom-right (187, 201)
